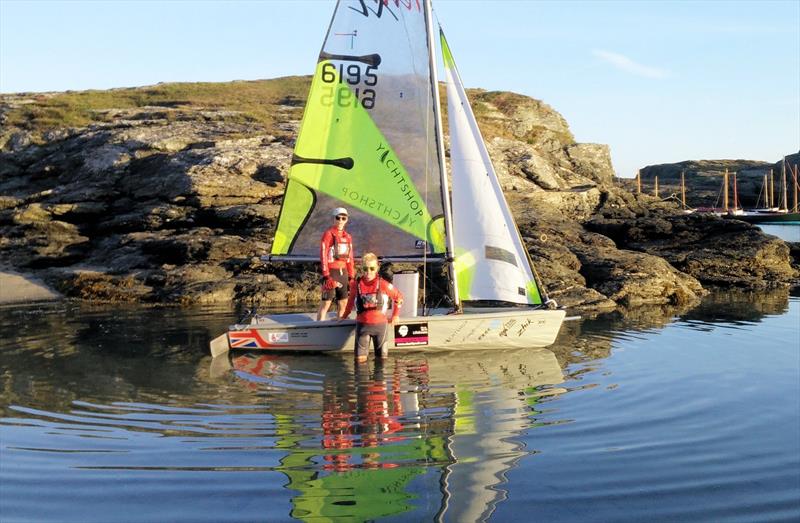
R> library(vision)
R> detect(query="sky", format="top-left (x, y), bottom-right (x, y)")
top-left (1, 0), bottom-right (798, 178)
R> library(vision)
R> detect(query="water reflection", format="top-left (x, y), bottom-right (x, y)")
top-left (217, 348), bottom-right (565, 522)
top-left (547, 286), bottom-right (795, 369)
top-left (0, 287), bottom-right (796, 522)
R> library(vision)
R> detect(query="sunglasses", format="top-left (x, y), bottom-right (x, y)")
top-left (335, 215), bottom-right (348, 221)
top-left (363, 266), bottom-right (378, 272)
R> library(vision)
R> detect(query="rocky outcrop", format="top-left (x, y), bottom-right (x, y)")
top-left (586, 213), bottom-right (796, 288)
top-left (1, 80), bottom-right (796, 313)
top-left (513, 198), bottom-right (706, 311)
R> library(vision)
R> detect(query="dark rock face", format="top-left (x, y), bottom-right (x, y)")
top-left (586, 213), bottom-right (796, 288)
top-left (1, 83), bottom-right (797, 313)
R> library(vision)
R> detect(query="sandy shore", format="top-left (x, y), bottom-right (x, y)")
top-left (0, 270), bottom-right (61, 304)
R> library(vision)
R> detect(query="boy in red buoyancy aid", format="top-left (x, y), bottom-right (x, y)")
top-left (317, 207), bottom-right (355, 321)
top-left (338, 252), bottom-right (403, 364)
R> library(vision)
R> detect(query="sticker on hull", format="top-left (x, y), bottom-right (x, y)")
top-left (268, 332), bottom-right (289, 344)
top-left (394, 323), bottom-right (428, 347)
top-left (228, 329), bottom-right (318, 350)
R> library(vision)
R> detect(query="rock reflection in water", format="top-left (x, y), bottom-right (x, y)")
top-left (0, 303), bottom-right (239, 416)
top-left (544, 287), bottom-right (793, 381)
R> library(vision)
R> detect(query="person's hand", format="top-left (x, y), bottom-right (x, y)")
top-left (323, 277), bottom-right (337, 290)
top-left (390, 316), bottom-right (399, 325)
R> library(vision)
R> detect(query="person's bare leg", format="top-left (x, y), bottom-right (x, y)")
top-left (317, 300), bottom-right (332, 321)
top-left (335, 298), bottom-right (348, 318)
top-left (355, 325), bottom-right (368, 364)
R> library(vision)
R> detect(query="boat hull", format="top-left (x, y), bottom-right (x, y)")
top-left (210, 309), bottom-right (566, 357)
top-left (725, 211), bottom-right (800, 223)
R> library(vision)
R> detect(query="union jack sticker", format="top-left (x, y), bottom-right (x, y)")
top-left (228, 329), bottom-right (268, 349)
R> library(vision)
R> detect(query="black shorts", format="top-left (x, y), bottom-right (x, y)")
top-left (355, 322), bottom-right (389, 358)
top-left (321, 268), bottom-right (349, 301)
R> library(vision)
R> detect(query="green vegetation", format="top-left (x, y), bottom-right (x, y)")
top-left (2, 76), bottom-right (574, 151)
top-left (2, 76), bottom-right (312, 133)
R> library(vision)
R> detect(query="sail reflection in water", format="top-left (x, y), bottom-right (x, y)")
top-left (224, 348), bottom-right (565, 521)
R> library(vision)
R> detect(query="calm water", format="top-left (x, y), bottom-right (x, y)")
top-left (759, 222), bottom-right (800, 242)
top-left (1, 290), bottom-right (798, 522)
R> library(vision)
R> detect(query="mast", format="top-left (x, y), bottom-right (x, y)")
top-left (781, 159), bottom-right (789, 211)
top-left (794, 164), bottom-right (799, 213)
top-left (654, 176), bottom-right (659, 198)
top-left (425, 0), bottom-right (461, 310)
top-left (762, 173), bottom-right (768, 209)
top-left (723, 169), bottom-right (729, 211)
top-left (769, 169), bottom-right (775, 208)
top-left (636, 170), bottom-right (641, 195)
top-left (680, 170), bottom-right (686, 209)
top-left (733, 172), bottom-right (739, 211)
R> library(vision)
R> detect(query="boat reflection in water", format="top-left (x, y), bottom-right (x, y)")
top-left (219, 347), bottom-right (565, 522)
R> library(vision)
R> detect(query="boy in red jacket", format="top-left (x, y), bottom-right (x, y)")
top-left (338, 252), bottom-right (403, 364)
top-left (317, 207), bottom-right (355, 321)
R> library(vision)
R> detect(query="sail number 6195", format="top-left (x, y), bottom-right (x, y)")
top-left (320, 63), bottom-right (377, 109)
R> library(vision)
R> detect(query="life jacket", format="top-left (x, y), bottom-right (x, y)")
top-left (327, 229), bottom-right (352, 261)
top-left (356, 277), bottom-right (386, 314)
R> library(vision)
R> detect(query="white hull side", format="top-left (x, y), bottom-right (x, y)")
top-left (213, 309), bottom-right (566, 356)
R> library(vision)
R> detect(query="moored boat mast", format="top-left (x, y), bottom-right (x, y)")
top-left (723, 169), bottom-right (729, 211)
top-left (680, 170), bottom-right (687, 209)
top-left (781, 159), bottom-right (789, 212)
top-left (769, 169), bottom-right (775, 209)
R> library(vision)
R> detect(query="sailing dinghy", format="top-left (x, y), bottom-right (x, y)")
top-left (210, 0), bottom-right (566, 357)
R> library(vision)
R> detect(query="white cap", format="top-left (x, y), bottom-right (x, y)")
top-left (332, 207), bottom-right (348, 217)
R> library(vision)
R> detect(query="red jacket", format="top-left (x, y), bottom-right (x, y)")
top-left (320, 226), bottom-right (355, 278)
top-left (342, 276), bottom-right (403, 324)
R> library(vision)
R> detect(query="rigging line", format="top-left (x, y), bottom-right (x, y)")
top-left (403, 5), bottom-right (430, 314)
top-left (422, 28), bottom-right (430, 317)
top-left (421, 5), bottom-right (440, 315)
top-left (427, 1), bottom-right (459, 312)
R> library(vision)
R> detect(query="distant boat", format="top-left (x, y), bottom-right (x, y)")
top-left (695, 169), bottom-right (744, 216)
top-left (732, 160), bottom-right (800, 223)
top-left (732, 211), bottom-right (800, 223)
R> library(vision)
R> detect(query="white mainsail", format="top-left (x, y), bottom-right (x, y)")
top-left (440, 31), bottom-right (543, 305)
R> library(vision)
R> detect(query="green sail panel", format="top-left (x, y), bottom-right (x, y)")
top-left (280, 61), bottom-right (444, 253)
top-left (272, 180), bottom-right (315, 256)
top-left (271, 1), bottom-right (445, 260)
